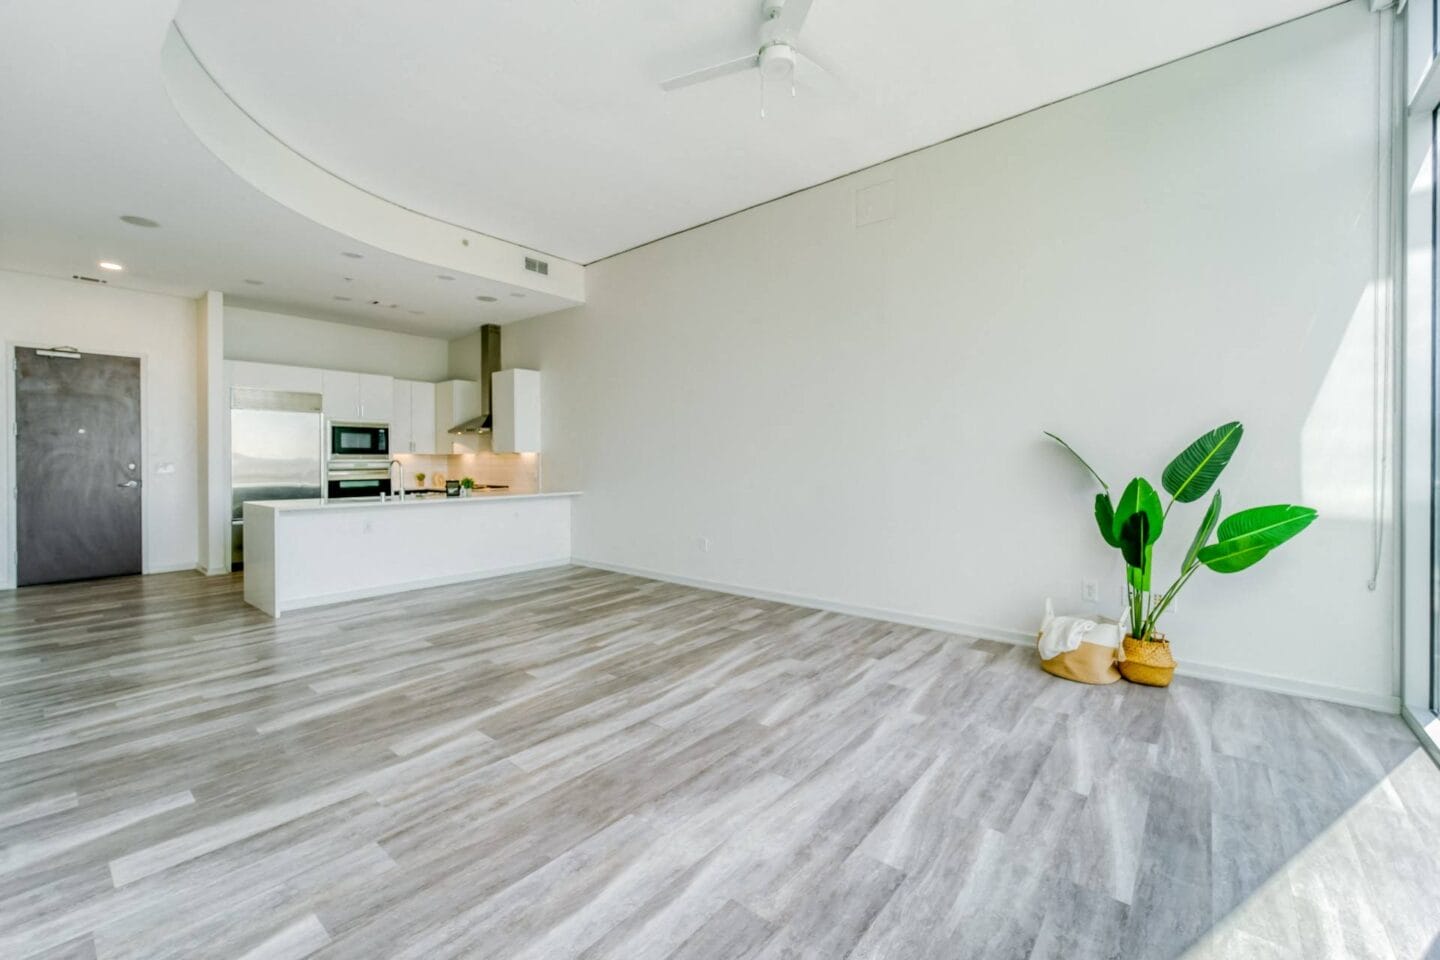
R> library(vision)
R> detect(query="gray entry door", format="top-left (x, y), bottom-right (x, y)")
top-left (15, 347), bottom-right (142, 586)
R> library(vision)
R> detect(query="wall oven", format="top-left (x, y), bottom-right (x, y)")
top-left (329, 421), bottom-right (389, 460)
top-left (326, 462), bottom-right (391, 500)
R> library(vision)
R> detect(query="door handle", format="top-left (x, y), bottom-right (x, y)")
top-left (117, 480), bottom-right (139, 488)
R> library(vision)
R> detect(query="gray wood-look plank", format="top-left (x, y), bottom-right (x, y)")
top-left (1, 568), bottom-right (1438, 959)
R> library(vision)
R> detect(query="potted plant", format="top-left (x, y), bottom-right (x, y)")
top-left (461, 477), bottom-right (476, 495)
top-left (1046, 422), bottom-right (1317, 686)
top-left (414, 472), bottom-right (426, 490)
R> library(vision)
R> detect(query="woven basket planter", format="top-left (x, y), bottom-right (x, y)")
top-left (1119, 636), bottom-right (1175, 687)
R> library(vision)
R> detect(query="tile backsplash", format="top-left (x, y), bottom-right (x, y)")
top-left (394, 449), bottom-right (539, 493)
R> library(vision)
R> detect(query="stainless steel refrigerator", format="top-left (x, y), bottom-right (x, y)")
top-left (230, 388), bottom-right (324, 570)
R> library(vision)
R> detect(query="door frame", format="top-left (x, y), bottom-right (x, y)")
top-left (3, 340), bottom-right (151, 589)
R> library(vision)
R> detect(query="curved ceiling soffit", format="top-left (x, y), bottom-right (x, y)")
top-left (159, 22), bottom-right (584, 304)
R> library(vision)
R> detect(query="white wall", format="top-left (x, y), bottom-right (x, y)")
top-left (506, 4), bottom-right (1396, 709)
top-left (0, 269), bottom-right (199, 581)
top-left (225, 306), bottom-right (449, 381)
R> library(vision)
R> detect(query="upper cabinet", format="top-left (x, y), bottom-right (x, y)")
top-left (229, 361), bottom-right (469, 455)
top-left (322, 371), bottom-right (393, 423)
top-left (410, 381), bottom-right (437, 453)
top-left (320, 370), bottom-right (358, 421)
top-left (359, 374), bottom-right (393, 423)
top-left (391, 379), bottom-right (441, 454)
top-left (228, 360), bottom-right (323, 394)
top-left (491, 369), bottom-right (541, 453)
top-left (434, 380), bottom-right (482, 455)
top-left (391, 379), bottom-right (413, 454)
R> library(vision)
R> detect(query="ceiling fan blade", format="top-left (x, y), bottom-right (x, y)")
top-left (793, 44), bottom-right (838, 79)
top-left (794, 48), bottom-right (850, 98)
top-left (775, 0), bottom-right (817, 38)
top-left (660, 55), bottom-right (758, 91)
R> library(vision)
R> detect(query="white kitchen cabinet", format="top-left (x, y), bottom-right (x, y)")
top-left (491, 369), bottom-right (541, 453)
top-left (410, 381), bottom-right (438, 453)
top-left (391, 379), bottom-right (413, 454)
top-left (359, 374), bottom-right (393, 422)
top-left (228, 360), bottom-right (323, 394)
top-left (321, 370), bottom-right (359, 421)
top-left (389, 379), bottom-right (441, 454)
top-left (322, 371), bottom-right (394, 422)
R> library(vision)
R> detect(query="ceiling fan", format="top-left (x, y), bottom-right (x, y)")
top-left (660, 0), bottom-right (833, 113)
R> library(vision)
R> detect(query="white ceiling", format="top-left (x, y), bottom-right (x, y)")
top-left (2, 0), bottom-right (1335, 335)
top-left (0, 1), bottom-right (572, 339)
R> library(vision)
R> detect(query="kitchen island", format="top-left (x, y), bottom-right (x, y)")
top-left (242, 492), bottom-right (579, 616)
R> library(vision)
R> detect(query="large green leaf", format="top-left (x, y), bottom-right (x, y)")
top-left (1197, 503), bottom-right (1317, 574)
top-left (1113, 478), bottom-right (1163, 576)
top-left (1112, 477), bottom-right (1164, 547)
top-left (1162, 422), bottom-right (1244, 504)
top-left (1094, 493), bottom-right (1120, 548)
top-left (1216, 504), bottom-right (1318, 547)
top-left (1195, 538), bottom-right (1271, 574)
top-left (1182, 491), bottom-right (1223, 572)
top-left (1044, 432), bottom-right (1109, 492)
top-left (1117, 512), bottom-right (1151, 569)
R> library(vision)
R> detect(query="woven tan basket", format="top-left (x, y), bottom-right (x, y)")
top-left (1037, 637), bottom-right (1123, 685)
top-left (1119, 636), bottom-right (1175, 687)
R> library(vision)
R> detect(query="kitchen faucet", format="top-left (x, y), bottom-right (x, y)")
top-left (388, 459), bottom-right (405, 502)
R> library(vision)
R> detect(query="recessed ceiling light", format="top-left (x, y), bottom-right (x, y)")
top-left (409, 310), bottom-right (424, 315)
top-left (333, 295), bottom-right (352, 301)
top-left (510, 292), bottom-right (525, 298)
top-left (437, 274), bottom-right (455, 281)
top-left (341, 251), bottom-right (364, 259)
top-left (476, 295), bottom-right (498, 302)
top-left (98, 261), bottom-right (124, 271)
top-left (119, 215), bottom-right (160, 228)
top-left (243, 278), bottom-right (263, 286)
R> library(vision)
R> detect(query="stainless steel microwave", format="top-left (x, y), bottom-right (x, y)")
top-left (329, 421), bottom-right (389, 459)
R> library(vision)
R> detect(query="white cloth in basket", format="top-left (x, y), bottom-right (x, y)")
top-left (1037, 598), bottom-right (1125, 661)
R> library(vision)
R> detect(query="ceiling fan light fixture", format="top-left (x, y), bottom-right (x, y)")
top-left (759, 43), bottom-right (796, 82)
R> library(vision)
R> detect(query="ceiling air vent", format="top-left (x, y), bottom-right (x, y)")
top-left (71, 274), bottom-right (108, 284)
top-left (524, 256), bottom-right (549, 276)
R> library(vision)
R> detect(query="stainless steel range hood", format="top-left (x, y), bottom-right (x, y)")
top-left (449, 324), bottom-right (500, 435)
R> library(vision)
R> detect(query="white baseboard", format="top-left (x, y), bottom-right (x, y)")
top-left (573, 557), bottom-right (1399, 715)
top-left (144, 562), bottom-right (199, 575)
top-left (194, 563), bottom-right (229, 576)
top-left (273, 559), bottom-right (570, 616)
top-left (573, 557), bottom-right (1033, 645)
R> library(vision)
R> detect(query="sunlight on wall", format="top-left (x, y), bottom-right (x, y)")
top-left (1300, 282), bottom-right (1382, 521)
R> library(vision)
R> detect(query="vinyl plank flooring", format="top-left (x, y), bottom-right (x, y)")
top-left (1, 567), bottom-right (1438, 959)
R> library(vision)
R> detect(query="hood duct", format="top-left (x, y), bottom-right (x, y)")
top-left (449, 323), bottom-right (501, 435)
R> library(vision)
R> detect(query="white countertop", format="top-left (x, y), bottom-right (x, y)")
top-left (246, 491), bottom-right (581, 514)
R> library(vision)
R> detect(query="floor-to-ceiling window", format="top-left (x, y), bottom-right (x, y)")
top-left (1404, 0), bottom-right (1440, 759)
top-left (1428, 103), bottom-right (1440, 719)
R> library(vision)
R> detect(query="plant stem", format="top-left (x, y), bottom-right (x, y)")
top-left (1139, 564), bottom-right (1199, 641)
top-left (1128, 581), bottom-right (1144, 639)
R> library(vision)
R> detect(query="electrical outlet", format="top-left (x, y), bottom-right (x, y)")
top-left (1081, 579), bottom-right (1099, 603)
top-left (697, 536), bottom-right (711, 553)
